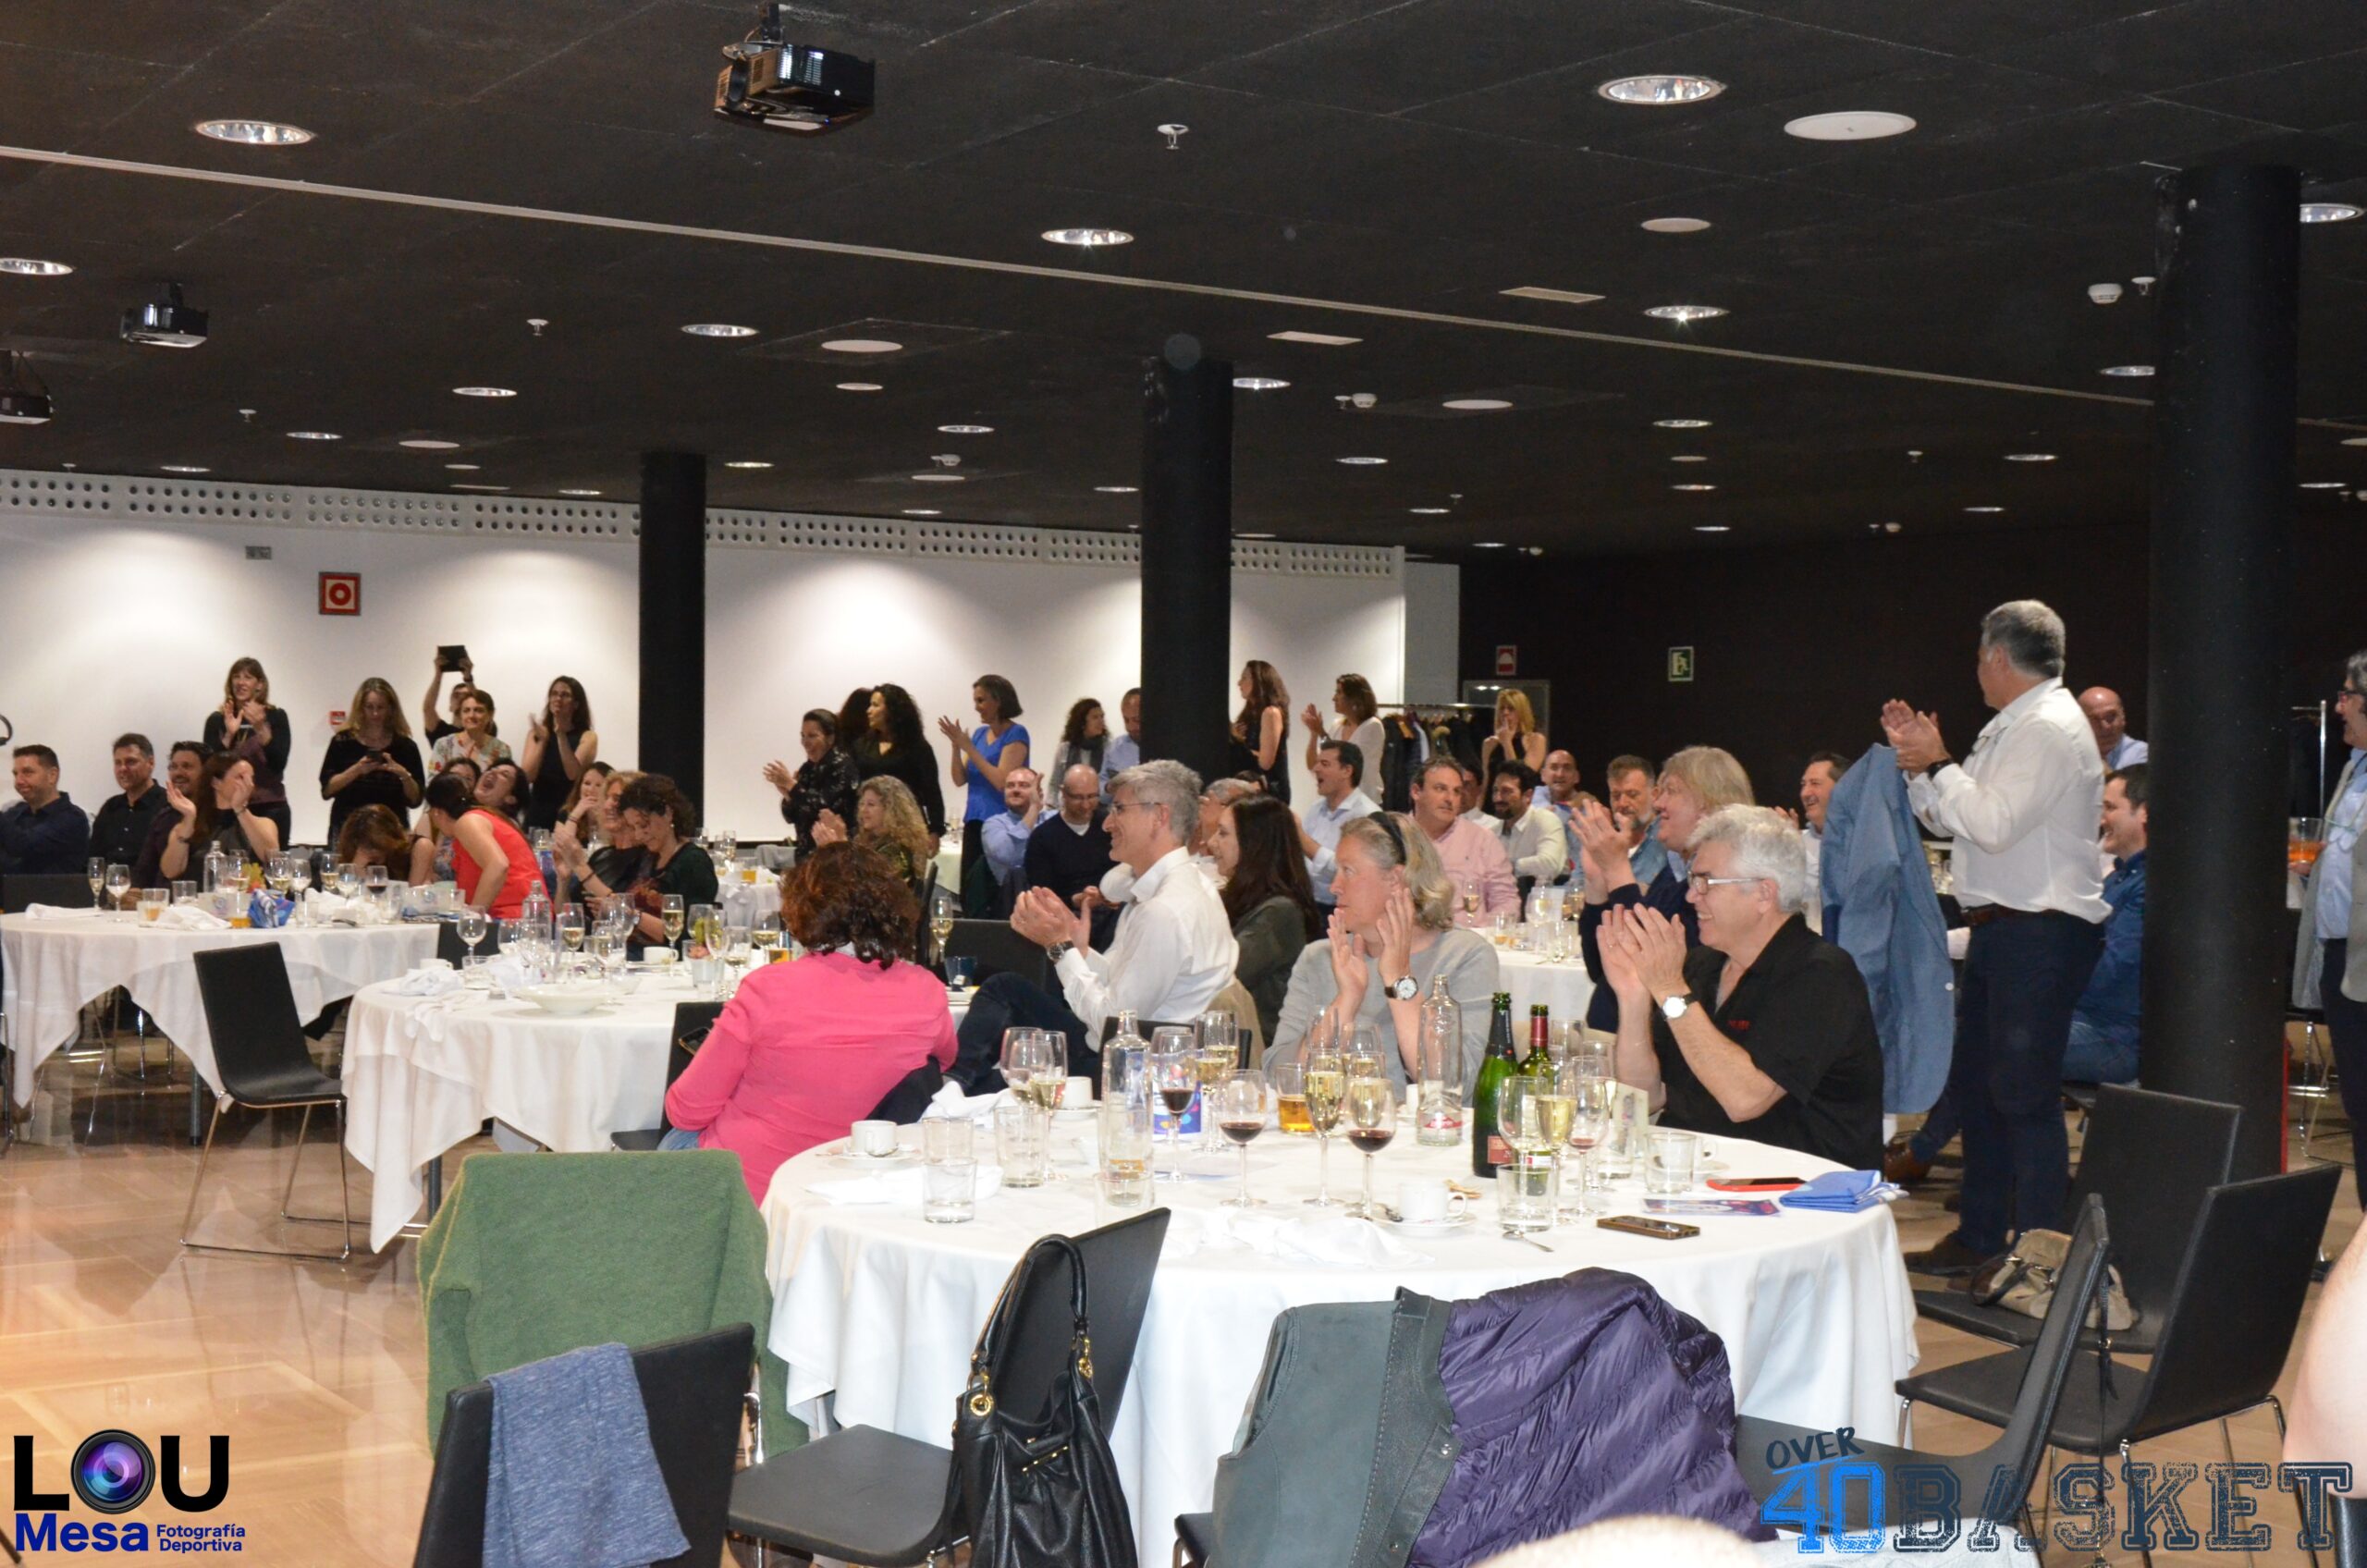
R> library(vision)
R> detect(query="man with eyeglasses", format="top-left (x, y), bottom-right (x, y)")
top-left (1598, 804), bottom-right (1883, 1170)
top-left (1024, 764), bottom-right (1118, 947)
top-left (2293, 652), bottom-right (2367, 1195)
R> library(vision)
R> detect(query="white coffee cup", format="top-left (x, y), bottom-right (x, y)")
top-left (1064, 1075), bottom-right (1095, 1110)
top-left (1396, 1178), bottom-right (1469, 1225)
top-left (851, 1120), bottom-right (899, 1158)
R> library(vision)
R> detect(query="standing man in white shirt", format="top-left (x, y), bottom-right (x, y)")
top-left (1490, 763), bottom-right (1569, 890)
top-left (1883, 600), bottom-right (2108, 1275)
top-left (959, 758), bottom-right (1238, 1080)
top-left (2077, 686), bottom-right (2150, 769)
top-left (1297, 739), bottom-right (1379, 909)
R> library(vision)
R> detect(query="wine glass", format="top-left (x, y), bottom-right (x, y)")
top-left (458, 908), bottom-right (490, 962)
top-left (1343, 1022), bottom-right (1383, 1082)
top-left (556, 901), bottom-right (586, 959)
top-left (1215, 1070), bottom-right (1269, 1208)
top-left (1194, 1020), bottom-right (1237, 1151)
top-left (1343, 1074), bottom-right (1398, 1219)
top-left (751, 912), bottom-right (782, 962)
top-left (1148, 1029), bottom-right (1197, 1179)
top-left (928, 897), bottom-right (957, 966)
top-left (88, 856), bottom-right (105, 909)
top-left (660, 894), bottom-right (686, 957)
top-left (286, 854), bottom-right (311, 899)
top-left (721, 923), bottom-right (753, 986)
top-left (1301, 1043), bottom-right (1346, 1208)
top-left (1559, 1068), bottom-right (1609, 1219)
top-left (104, 863), bottom-right (132, 913)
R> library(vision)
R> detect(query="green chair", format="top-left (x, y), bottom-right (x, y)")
top-left (416, 1149), bottom-right (797, 1454)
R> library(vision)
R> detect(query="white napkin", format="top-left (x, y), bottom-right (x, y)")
top-left (483, 957), bottom-right (533, 999)
top-left (389, 961), bottom-right (463, 998)
top-left (155, 904), bottom-right (230, 932)
top-left (21, 902), bottom-right (94, 920)
top-left (307, 892), bottom-right (366, 925)
top-left (926, 1081), bottom-right (1008, 1121)
top-left (1171, 1209), bottom-right (1431, 1267)
top-left (809, 1163), bottom-right (1006, 1207)
top-left (402, 996), bottom-right (464, 1043)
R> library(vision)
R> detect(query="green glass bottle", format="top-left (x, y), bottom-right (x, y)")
top-left (1469, 991), bottom-right (1516, 1177)
top-left (1520, 1003), bottom-right (1553, 1078)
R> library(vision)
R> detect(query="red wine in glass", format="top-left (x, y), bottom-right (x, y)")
top-left (1159, 1087), bottom-right (1196, 1115)
top-left (1220, 1119), bottom-right (1264, 1145)
top-left (1346, 1127), bottom-right (1395, 1155)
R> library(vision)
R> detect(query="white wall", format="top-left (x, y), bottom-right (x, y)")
top-left (0, 481), bottom-right (1429, 844)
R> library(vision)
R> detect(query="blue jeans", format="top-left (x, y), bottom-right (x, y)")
top-left (1949, 912), bottom-right (2105, 1256)
top-left (2060, 1018), bottom-right (2138, 1086)
top-left (657, 1126), bottom-right (703, 1150)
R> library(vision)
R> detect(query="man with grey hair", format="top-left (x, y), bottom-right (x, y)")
top-left (1881, 598), bottom-right (2107, 1276)
top-left (956, 758), bottom-right (1239, 1081)
top-left (1597, 804), bottom-right (1883, 1169)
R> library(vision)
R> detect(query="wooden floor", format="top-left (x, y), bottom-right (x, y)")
top-left (0, 1028), bottom-right (2354, 1567)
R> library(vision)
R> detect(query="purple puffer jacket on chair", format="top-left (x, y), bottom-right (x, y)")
top-left (1410, 1268), bottom-right (1772, 1567)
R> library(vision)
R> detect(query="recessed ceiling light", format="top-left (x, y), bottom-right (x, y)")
top-left (451, 484), bottom-right (509, 492)
top-left (1233, 376), bottom-right (1290, 390)
top-left (1641, 217), bottom-right (1711, 234)
top-left (286, 430), bottom-right (340, 441)
top-left (1473, 541), bottom-right (1507, 548)
top-left (1442, 398), bottom-right (1514, 410)
top-left (2005, 452), bottom-right (2056, 462)
top-left (161, 465), bottom-right (210, 474)
top-left (1671, 483), bottom-right (1716, 492)
top-left (0, 257), bottom-right (72, 276)
top-left (2343, 436), bottom-right (2367, 447)
top-left (837, 382), bottom-right (883, 392)
top-left (1670, 454), bottom-right (1709, 463)
top-left (1965, 506), bottom-right (2005, 513)
top-left (452, 386), bottom-right (516, 398)
top-left (1337, 456), bottom-right (1388, 465)
top-left (911, 473), bottom-right (966, 483)
top-left (1654, 418), bottom-right (1712, 429)
top-left (1500, 286), bottom-right (1604, 306)
top-left (1238, 532), bottom-right (1276, 539)
top-left (1409, 508), bottom-right (1450, 515)
top-left (821, 338), bottom-right (901, 354)
top-left (2102, 364), bottom-right (2154, 377)
top-left (1693, 524), bottom-right (1732, 533)
top-left (194, 118), bottom-right (313, 145)
top-left (1269, 330), bottom-right (1361, 347)
top-left (2300, 481), bottom-right (2348, 489)
top-left (399, 438), bottom-right (460, 450)
top-left (725, 459), bottom-right (773, 470)
top-left (2300, 202), bottom-right (2361, 225)
top-left (1784, 111), bottom-right (1916, 141)
top-left (902, 508), bottom-right (942, 516)
top-left (446, 462), bottom-right (481, 471)
top-left (938, 423), bottom-right (993, 435)
top-left (681, 323), bottom-right (758, 337)
top-left (1645, 304), bottom-right (1727, 323)
top-left (1041, 227), bottom-right (1134, 248)
top-left (558, 488), bottom-right (601, 496)
top-left (1597, 75), bottom-right (1724, 105)
top-left (1095, 485), bottom-right (1138, 494)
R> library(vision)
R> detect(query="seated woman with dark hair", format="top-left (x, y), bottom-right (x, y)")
top-left (423, 770), bottom-right (544, 918)
top-left (335, 803), bottom-right (413, 876)
top-left (662, 842), bottom-right (957, 1201)
top-left (159, 753), bottom-right (283, 881)
top-left (1208, 792), bottom-right (1323, 1049)
top-left (615, 773), bottom-right (718, 953)
top-left (408, 756), bottom-right (480, 885)
top-left (472, 760), bottom-right (529, 823)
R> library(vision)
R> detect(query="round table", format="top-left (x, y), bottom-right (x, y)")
top-left (758, 1123), bottom-right (1918, 1564)
top-left (342, 965), bottom-right (975, 1251)
top-left (1, 911), bottom-right (435, 1107)
top-left (1492, 944), bottom-right (1597, 1028)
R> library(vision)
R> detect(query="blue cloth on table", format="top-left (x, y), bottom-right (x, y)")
top-left (484, 1341), bottom-right (689, 1568)
top-left (1778, 1170), bottom-right (1900, 1213)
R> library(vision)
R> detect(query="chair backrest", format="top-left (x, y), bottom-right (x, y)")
top-left (865, 1060), bottom-right (944, 1123)
top-left (190, 945), bottom-right (321, 1101)
top-left (988, 1207), bottom-right (1171, 1430)
top-left (2334, 1492), bottom-right (2367, 1568)
top-left (0, 873), bottom-right (94, 913)
top-left (2127, 1164), bottom-right (2341, 1441)
top-left (2064, 1084), bottom-right (2240, 1311)
top-left (670, 999), bottom-right (726, 1050)
top-left (944, 918), bottom-right (1049, 990)
top-left (412, 1325), bottom-right (753, 1568)
top-left (1968, 1194), bottom-right (2112, 1520)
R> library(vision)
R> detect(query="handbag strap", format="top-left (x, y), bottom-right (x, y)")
top-left (964, 1233), bottom-right (1094, 1414)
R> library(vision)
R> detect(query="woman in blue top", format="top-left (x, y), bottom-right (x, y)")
top-left (937, 673), bottom-right (1028, 911)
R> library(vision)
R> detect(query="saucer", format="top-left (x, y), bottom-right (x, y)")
top-left (823, 1143), bottom-right (918, 1170)
top-left (1385, 1210), bottom-right (1476, 1233)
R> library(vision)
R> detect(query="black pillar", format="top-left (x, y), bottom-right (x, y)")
top-left (1139, 338), bottom-right (1233, 787)
top-left (2142, 165), bottom-right (2299, 1179)
top-left (639, 451), bottom-right (706, 812)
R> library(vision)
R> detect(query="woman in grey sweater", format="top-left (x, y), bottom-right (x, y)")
top-left (1271, 813), bottom-right (1500, 1093)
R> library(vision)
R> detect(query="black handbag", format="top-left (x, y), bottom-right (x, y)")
top-left (951, 1234), bottom-right (1137, 1568)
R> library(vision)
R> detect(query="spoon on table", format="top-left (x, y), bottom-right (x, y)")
top-left (1500, 1229), bottom-right (1552, 1254)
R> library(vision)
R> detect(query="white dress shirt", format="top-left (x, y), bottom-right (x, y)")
top-left (1496, 802), bottom-right (1569, 884)
top-left (1303, 788), bottom-right (1380, 904)
top-left (1907, 677), bottom-right (2108, 923)
top-left (1055, 846), bottom-right (1239, 1038)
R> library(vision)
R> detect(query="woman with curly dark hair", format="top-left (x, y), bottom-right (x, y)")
top-left (335, 803), bottom-right (413, 875)
top-left (661, 843), bottom-right (957, 1201)
top-left (1050, 696), bottom-right (1108, 781)
top-left (851, 681), bottom-right (948, 840)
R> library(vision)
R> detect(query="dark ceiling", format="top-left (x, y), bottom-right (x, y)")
top-left (2, 0), bottom-right (2365, 556)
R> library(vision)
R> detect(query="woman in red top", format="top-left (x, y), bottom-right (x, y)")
top-left (664, 843), bottom-right (957, 1203)
top-left (423, 771), bottom-right (543, 917)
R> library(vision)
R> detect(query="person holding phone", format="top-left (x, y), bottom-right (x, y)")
top-left (320, 676), bottom-right (425, 842)
top-left (201, 656), bottom-right (293, 845)
top-left (421, 647), bottom-right (475, 742)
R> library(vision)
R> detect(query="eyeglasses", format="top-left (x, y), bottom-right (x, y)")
top-left (1686, 873), bottom-right (1766, 895)
top-left (2340, 686), bottom-right (2365, 704)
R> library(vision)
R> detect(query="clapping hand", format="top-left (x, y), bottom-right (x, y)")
top-left (528, 716), bottom-right (550, 745)
top-left (1571, 797), bottom-right (1633, 894)
top-left (1372, 886), bottom-right (1416, 984)
top-left (1012, 886), bottom-right (1085, 950)
top-left (1880, 701), bottom-right (1946, 772)
top-left (553, 820), bottom-right (587, 869)
top-left (935, 715), bottom-right (970, 751)
top-left (239, 700), bottom-right (268, 729)
top-left (166, 780), bottom-right (197, 820)
top-left (1300, 702), bottom-right (1324, 736)
top-left (1598, 906), bottom-right (1649, 1002)
top-left (1619, 905), bottom-right (1691, 1000)
top-left (810, 809), bottom-right (848, 848)
top-left (223, 772), bottom-right (253, 814)
top-left (761, 759), bottom-right (793, 794)
top-left (1323, 906), bottom-right (1368, 1003)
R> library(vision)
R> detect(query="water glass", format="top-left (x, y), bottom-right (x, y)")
top-left (1497, 1157), bottom-right (1554, 1233)
top-left (137, 888), bottom-right (168, 924)
top-left (922, 1115), bottom-right (975, 1166)
top-left (170, 879), bottom-right (197, 906)
top-left (994, 1103), bottom-right (1047, 1188)
top-left (945, 955), bottom-right (976, 989)
top-left (921, 1159), bottom-right (976, 1223)
top-left (1646, 1130), bottom-right (1699, 1194)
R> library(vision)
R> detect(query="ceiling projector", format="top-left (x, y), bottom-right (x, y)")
top-left (122, 283), bottom-right (209, 349)
top-left (715, 6), bottom-right (872, 133)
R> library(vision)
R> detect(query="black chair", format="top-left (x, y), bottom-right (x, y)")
top-left (2336, 1493), bottom-right (2367, 1568)
top-left (412, 1325), bottom-right (753, 1568)
top-left (0, 873), bottom-right (95, 913)
top-left (867, 1060), bottom-right (945, 1123)
top-left (610, 1002), bottom-right (727, 1152)
top-left (1100, 1014), bottom-right (1195, 1045)
top-left (942, 917), bottom-right (1050, 991)
top-left (1915, 1084), bottom-right (2240, 1354)
top-left (1735, 1195), bottom-right (2113, 1545)
top-left (1898, 1166), bottom-right (2341, 1563)
top-left (728, 1207), bottom-right (1171, 1564)
top-left (180, 945), bottom-right (356, 1262)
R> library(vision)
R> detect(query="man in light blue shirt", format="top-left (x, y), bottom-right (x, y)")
top-left (980, 767), bottom-right (1041, 903)
top-left (2079, 687), bottom-right (2149, 769)
top-left (2294, 653), bottom-right (2367, 1197)
top-left (1297, 740), bottom-right (1379, 907)
top-left (1529, 750), bottom-right (1585, 887)
top-left (1099, 687), bottom-right (1142, 797)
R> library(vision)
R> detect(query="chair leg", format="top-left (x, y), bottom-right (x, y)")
top-left (279, 1103), bottom-right (354, 1232)
top-left (181, 1097), bottom-right (353, 1264)
top-left (1897, 1391), bottom-right (1914, 1447)
top-left (279, 1104), bottom-right (313, 1218)
top-left (2218, 1416), bottom-right (2256, 1568)
top-left (2118, 1440), bottom-right (2152, 1568)
top-left (2266, 1397), bottom-right (2320, 1568)
top-left (179, 1096), bottom-right (227, 1244)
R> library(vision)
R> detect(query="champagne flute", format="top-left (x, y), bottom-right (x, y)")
top-left (1302, 1045), bottom-right (1346, 1208)
top-left (1194, 1036), bottom-right (1236, 1151)
top-left (929, 902), bottom-right (957, 965)
top-left (660, 894), bottom-right (686, 957)
top-left (87, 857), bottom-right (105, 910)
top-left (1216, 1070), bottom-right (1269, 1208)
top-left (1343, 1075), bottom-right (1398, 1219)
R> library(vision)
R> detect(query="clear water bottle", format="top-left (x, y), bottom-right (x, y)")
top-left (1103, 1009), bottom-right (1147, 1105)
top-left (1417, 978), bottom-right (1464, 1145)
top-left (202, 847), bottom-right (228, 894)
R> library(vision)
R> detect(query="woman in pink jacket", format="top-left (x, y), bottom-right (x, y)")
top-left (664, 842), bottom-right (956, 1202)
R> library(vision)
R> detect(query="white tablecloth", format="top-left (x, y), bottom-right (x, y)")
top-left (760, 1127), bottom-right (1918, 1563)
top-left (342, 967), bottom-right (975, 1251)
top-left (1493, 945), bottom-right (1597, 1027)
top-left (2, 912), bottom-right (435, 1102)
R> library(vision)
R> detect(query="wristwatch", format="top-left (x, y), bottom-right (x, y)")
top-left (1660, 991), bottom-right (1699, 1022)
top-left (1382, 972), bottom-right (1419, 1002)
top-left (1044, 940), bottom-right (1074, 965)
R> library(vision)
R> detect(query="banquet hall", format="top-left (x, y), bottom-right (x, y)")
top-left (2, 1), bottom-right (2365, 1564)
